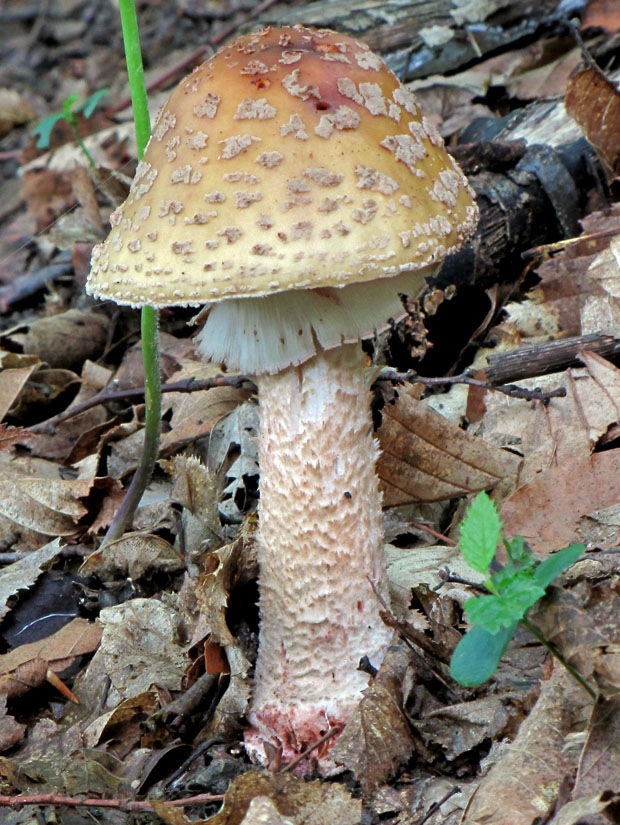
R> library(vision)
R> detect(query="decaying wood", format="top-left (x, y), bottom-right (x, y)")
top-left (484, 332), bottom-right (620, 385)
top-left (257, 0), bottom-right (568, 80)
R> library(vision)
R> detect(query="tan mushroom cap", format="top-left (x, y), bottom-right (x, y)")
top-left (87, 25), bottom-right (478, 308)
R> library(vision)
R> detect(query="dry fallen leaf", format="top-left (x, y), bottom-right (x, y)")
top-left (551, 792), bottom-right (620, 825)
top-left (79, 598), bottom-right (190, 709)
top-left (0, 87), bottom-right (36, 135)
top-left (501, 449), bottom-right (620, 555)
top-left (0, 538), bottom-right (65, 622)
top-left (205, 771), bottom-right (361, 825)
top-left (80, 533), bottom-right (184, 581)
top-left (377, 384), bottom-right (520, 507)
top-left (160, 360), bottom-right (250, 455)
top-left (0, 617), bottom-right (102, 699)
top-left (3, 308), bottom-right (108, 371)
top-left (0, 695), bottom-right (26, 752)
top-left (532, 578), bottom-right (620, 700)
top-left (23, 359), bottom-right (113, 462)
top-left (196, 521), bottom-right (258, 648)
top-left (463, 665), bottom-right (593, 825)
top-left (417, 695), bottom-right (511, 761)
top-left (171, 455), bottom-right (223, 560)
top-left (331, 639), bottom-right (414, 793)
top-left (566, 60), bottom-right (620, 177)
top-left (0, 471), bottom-right (90, 536)
top-left (0, 350), bottom-right (40, 422)
top-left (573, 696), bottom-right (620, 803)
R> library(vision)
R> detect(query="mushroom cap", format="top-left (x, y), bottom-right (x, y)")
top-left (87, 25), bottom-right (478, 309)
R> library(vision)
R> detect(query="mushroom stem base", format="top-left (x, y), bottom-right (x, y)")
top-left (246, 344), bottom-right (392, 769)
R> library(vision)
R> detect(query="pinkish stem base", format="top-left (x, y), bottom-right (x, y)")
top-left (245, 345), bottom-right (393, 769)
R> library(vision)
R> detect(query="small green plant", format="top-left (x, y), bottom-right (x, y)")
top-left (449, 491), bottom-right (593, 696)
top-left (33, 89), bottom-right (108, 169)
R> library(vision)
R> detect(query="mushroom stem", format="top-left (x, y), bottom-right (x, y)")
top-left (246, 344), bottom-right (393, 766)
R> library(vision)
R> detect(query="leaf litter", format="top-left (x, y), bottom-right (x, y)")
top-left (3, 6), bottom-right (620, 825)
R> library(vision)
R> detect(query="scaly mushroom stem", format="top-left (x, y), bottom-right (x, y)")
top-left (246, 344), bottom-right (393, 766)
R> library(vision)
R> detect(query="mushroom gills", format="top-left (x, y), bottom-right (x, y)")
top-left (196, 265), bottom-right (438, 375)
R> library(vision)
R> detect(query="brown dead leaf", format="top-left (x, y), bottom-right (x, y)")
top-left (582, 0), bottom-right (620, 33)
top-left (0, 88), bottom-right (35, 135)
top-left (20, 168), bottom-right (76, 231)
top-left (0, 470), bottom-right (90, 536)
top-left (0, 350), bottom-right (40, 422)
top-left (0, 538), bottom-right (64, 621)
top-left (0, 695), bottom-right (26, 752)
top-left (3, 309), bottom-right (108, 372)
top-left (377, 385), bottom-right (520, 506)
top-left (463, 664), bottom-right (592, 825)
top-left (8, 716), bottom-right (127, 797)
top-left (474, 348), bottom-right (620, 495)
top-left (71, 164), bottom-right (105, 234)
top-left (532, 578), bottom-right (620, 700)
top-left (196, 523), bottom-right (257, 647)
top-left (83, 690), bottom-right (160, 750)
top-left (501, 449), bottom-right (620, 555)
top-left (574, 696), bottom-right (620, 804)
top-left (79, 599), bottom-right (190, 709)
top-left (7, 366), bottom-right (80, 421)
top-left (566, 61), bottom-right (620, 177)
top-left (330, 639), bottom-right (414, 793)
top-left (204, 771), bottom-right (361, 825)
top-left (552, 792), bottom-right (620, 825)
top-left (171, 455), bottom-right (223, 560)
top-left (0, 422), bottom-right (31, 451)
top-left (160, 360), bottom-right (250, 454)
top-left (0, 617), bottom-right (102, 699)
top-left (80, 533), bottom-right (183, 581)
top-left (417, 696), bottom-right (511, 761)
top-left (24, 359), bottom-right (113, 462)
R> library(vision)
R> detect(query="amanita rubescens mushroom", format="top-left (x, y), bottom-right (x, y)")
top-left (87, 25), bottom-right (478, 767)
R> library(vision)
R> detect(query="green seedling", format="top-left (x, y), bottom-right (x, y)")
top-left (449, 491), bottom-right (593, 696)
top-left (33, 89), bottom-right (108, 169)
top-left (101, 0), bottom-right (160, 546)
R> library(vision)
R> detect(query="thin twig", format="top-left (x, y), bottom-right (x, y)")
top-left (27, 373), bottom-right (254, 434)
top-left (0, 792), bottom-right (224, 811)
top-left (413, 785), bottom-right (461, 825)
top-left (411, 520), bottom-right (457, 546)
top-left (278, 726), bottom-right (342, 774)
top-left (379, 369), bottom-right (566, 402)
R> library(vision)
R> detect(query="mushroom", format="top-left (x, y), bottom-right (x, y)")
top-left (86, 25), bottom-right (479, 768)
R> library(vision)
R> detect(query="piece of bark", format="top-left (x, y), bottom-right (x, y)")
top-left (484, 333), bottom-right (620, 384)
top-left (257, 0), bottom-right (569, 80)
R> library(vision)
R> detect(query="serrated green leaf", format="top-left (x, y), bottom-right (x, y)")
top-left (450, 623), bottom-right (517, 686)
top-left (465, 574), bottom-right (546, 633)
top-left (465, 594), bottom-right (515, 634)
top-left (505, 535), bottom-right (535, 568)
top-left (501, 576), bottom-right (546, 613)
top-left (77, 88), bottom-right (109, 118)
top-left (533, 544), bottom-right (585, 590)
top-left (32, 113), bottom-right (66, 148)
top-left (459, 491), bottom-right (502, 574)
